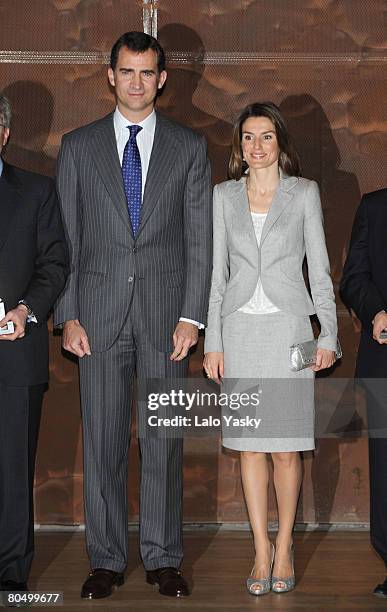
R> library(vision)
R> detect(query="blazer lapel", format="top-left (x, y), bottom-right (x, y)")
top-left (260, 174), bottom-right (298, 245)
top-left (137, 113), bottom-right (178, 236)
top-left (233, 177), bottom-right (258, 243)
top-left (0, 163), bottom-right (23, 251)
top-left (89, 113), bottom-right (132, 232)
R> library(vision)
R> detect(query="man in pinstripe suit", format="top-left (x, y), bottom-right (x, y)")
top-left (54, 32), bottom-right (212, 599)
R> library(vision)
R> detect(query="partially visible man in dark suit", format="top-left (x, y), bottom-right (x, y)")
top-left (54, 32), bottom-right (212, 599)
top-left (0, 94), bottom-right (69, 592)
top-left (340, 189), bottom-right (387, 598)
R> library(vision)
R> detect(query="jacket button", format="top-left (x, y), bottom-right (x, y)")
top-left (132, 247), bottom-right (137, 253)
top-left (128, 276), bottom-right (134, 283)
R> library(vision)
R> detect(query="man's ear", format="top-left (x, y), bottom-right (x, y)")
top-left (108, 68), bottom-right (115, 88)
top-left (158, 70), bottom-right (167, 90)
top-left (2, 127), bottom-right (9, 147)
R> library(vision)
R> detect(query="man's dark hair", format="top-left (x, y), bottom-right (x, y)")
top-left (110, 31), bottom-right (166, 73)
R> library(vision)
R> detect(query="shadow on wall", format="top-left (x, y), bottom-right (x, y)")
top-left (157, 22), bottom-right (233, 185)
top-left (2, 81), bottom-right (55, 177)
top-left (279, 95), bottom-right (361, 301)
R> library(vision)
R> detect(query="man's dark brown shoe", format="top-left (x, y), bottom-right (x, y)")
top-left (0, 581), bottom-right (29, 607)
top-left (0, 581), bottom-right (28, 592)
top-left (81, 569), bottom-right (124, 599)
top-left (373, 577), bottom-right (387, 598)
top-left (146, 567), bottom-right (190, 597)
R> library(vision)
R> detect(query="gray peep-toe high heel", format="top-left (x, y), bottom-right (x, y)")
top-left (271, 544), bottom-right (295, 593)
top-left (246, 543), bottom-right (275, 596)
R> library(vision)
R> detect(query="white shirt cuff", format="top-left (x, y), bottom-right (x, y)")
top-left (179, 317), bottom-right (205, 330)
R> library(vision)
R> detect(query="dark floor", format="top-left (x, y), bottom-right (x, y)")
top-left (20, 531), bottom-right (387, 611)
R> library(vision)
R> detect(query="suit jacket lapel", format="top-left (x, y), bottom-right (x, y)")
top-left (0, 163), bottom-right (23, 251)
top-left (89, 113), bottom-right (132, 233)
top-left (234, 177), bottom-right (258, 244)
top-left (260, 174), bottom-right (298, 245)
top-left (137, 113), bottom-right (178, 236)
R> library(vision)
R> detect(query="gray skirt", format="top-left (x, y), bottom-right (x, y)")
top-left (221, 310), bottom-right (315, 452)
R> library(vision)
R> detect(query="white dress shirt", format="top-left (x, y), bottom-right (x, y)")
top-left (113, 106), bottom-right (156, 198)
top-left (113, 107), bottom-right (203, 329)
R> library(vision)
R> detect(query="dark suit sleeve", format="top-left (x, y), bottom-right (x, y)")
top-left (22, 179), bottom-right (69, 323)
top-left (53, 136), bottom-right (81, 325)
top-left (181, 135), bottom-right (213, 324)
top-left (340, 195), bottom-right (385, 332)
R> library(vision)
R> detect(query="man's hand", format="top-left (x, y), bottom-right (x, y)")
top-left (312, 348), bottom-right (336, 371)
top-left (0, 304), bottom-right (28, 341)
top-left (63, 319), bottom-right (91, 357)
top-left (203, 352), bottom-right (224, 384)
top-left (170, 322), bottom-right (198, 361)
top-left (372, 311), bottom-right (387, 344)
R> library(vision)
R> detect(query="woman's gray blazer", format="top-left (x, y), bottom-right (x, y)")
top-left (204, 174), bottom-right (337, 354)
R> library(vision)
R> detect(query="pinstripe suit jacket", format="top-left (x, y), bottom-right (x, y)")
top-left (54, 111), bottom-right (212, 353)
top-left (204, 174), bottom-right (337, 354)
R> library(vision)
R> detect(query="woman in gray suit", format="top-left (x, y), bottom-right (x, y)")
top-left (204, 102), bottom-right (337, 595)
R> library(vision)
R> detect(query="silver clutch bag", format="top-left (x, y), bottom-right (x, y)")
top-left (289, 338), bottom-right (342, 371)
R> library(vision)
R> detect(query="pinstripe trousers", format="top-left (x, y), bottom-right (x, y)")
top-left (79, 289), bottom-right (188, 572)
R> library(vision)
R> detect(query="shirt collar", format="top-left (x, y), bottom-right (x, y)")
top-left (0, 157), bottom-right (3, 177)
top-left (113, 106), bottom-right (156, 134)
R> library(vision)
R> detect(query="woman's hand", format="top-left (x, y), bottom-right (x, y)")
top-left (203, 352), bottom-right (224, 384)
top-left (312, 348), bottom-right (336, 371)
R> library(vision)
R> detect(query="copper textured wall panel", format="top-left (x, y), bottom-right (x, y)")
top-left (1, 0), bottom-right (385, 525)
top-left (157, 0), bottom-right (385, 53)
top-left (0, 0), bottom-right (143, 50)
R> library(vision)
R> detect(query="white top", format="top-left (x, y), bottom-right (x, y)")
top-left (238, 212), bottom-right (280, 314)
top-left (113, 107), bottom-right (156, 198)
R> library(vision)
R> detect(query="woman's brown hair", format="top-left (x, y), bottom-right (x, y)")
top-left (228, 102), bottom-right (301, 180)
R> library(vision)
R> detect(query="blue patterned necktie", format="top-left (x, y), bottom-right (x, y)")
top-left (122, 124), bottom-right (143, 236)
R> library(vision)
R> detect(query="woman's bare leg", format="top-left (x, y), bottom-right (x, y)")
top-left (271, 451), bottom-right (302, 586)
top-left (240, 451), bottom-right (272, 591)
